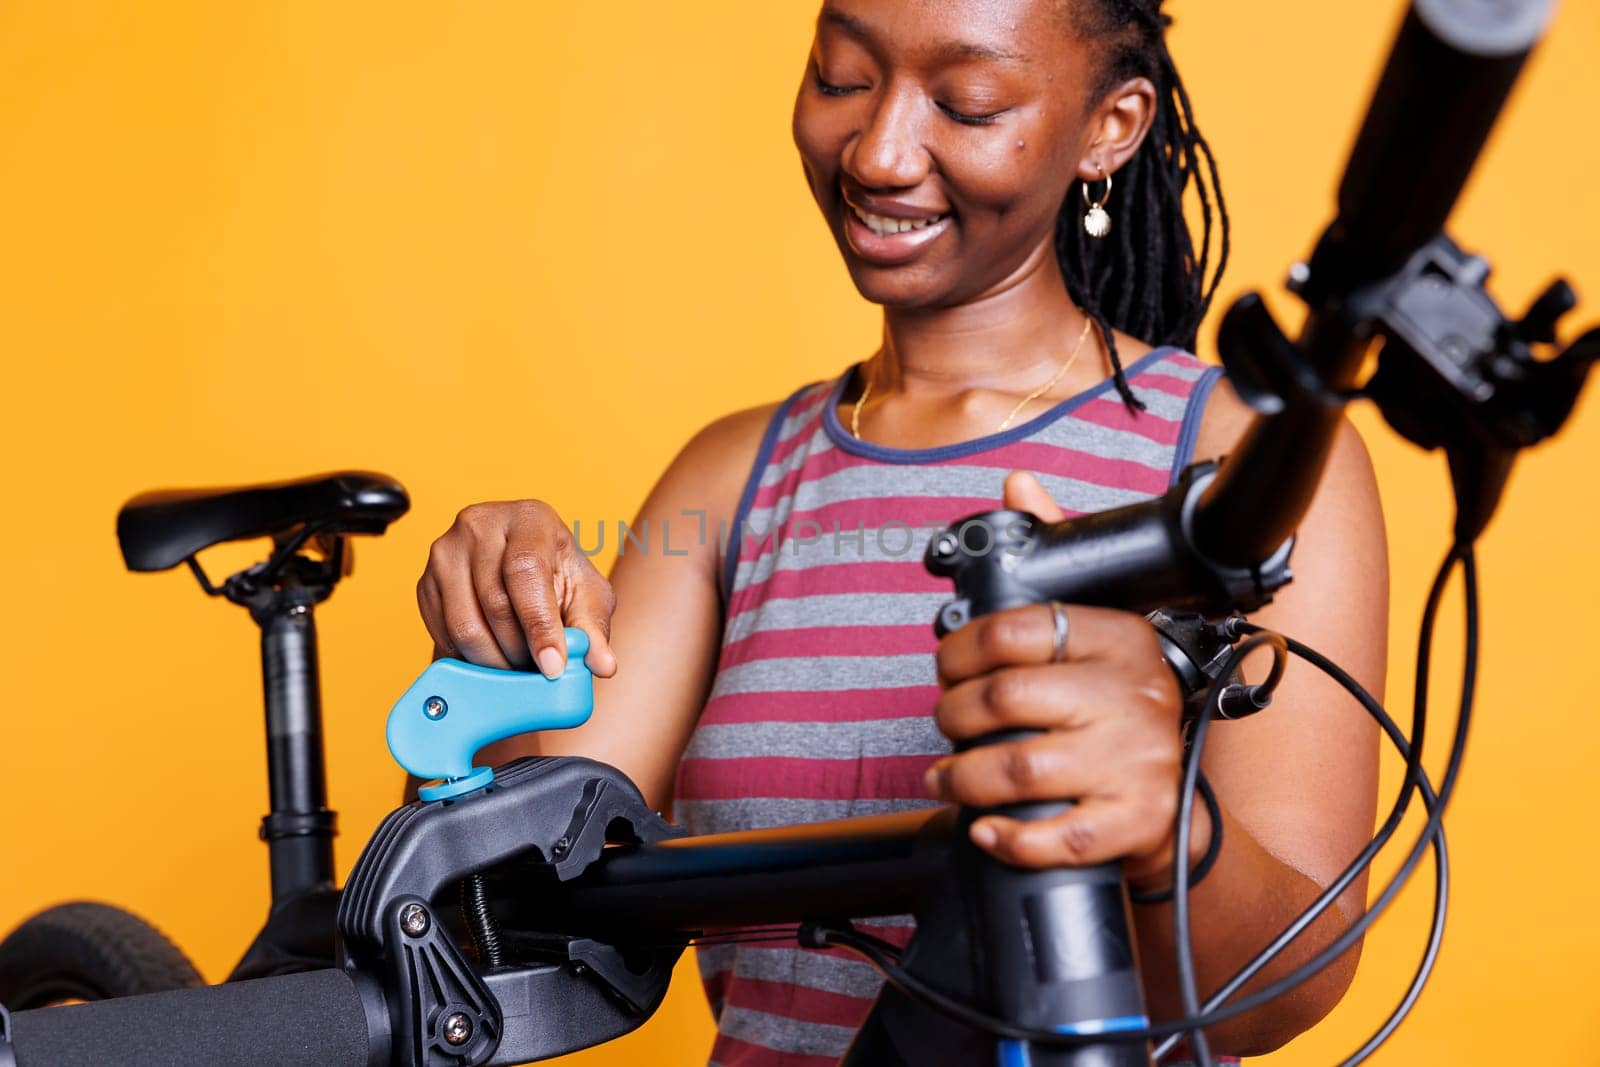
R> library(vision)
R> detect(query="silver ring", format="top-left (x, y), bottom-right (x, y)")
top-left (1048, 600), bottom-right (1070, 662)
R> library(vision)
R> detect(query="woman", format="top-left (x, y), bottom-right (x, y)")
top-left (416, 0), bottom-right (1387, 1060)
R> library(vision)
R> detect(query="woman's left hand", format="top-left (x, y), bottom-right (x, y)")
top-left (923, 471), bottom-right (1197, 883)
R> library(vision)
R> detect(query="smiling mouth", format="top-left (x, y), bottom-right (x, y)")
top-left (848, 202), bottom-right (949, 237)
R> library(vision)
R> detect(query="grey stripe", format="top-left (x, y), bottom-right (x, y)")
top-left (720, 1005), bottom-right (859, 1058)
top-left (732, 521), bottom-right (942, 592)
top-left (677, 796), bottom-right (942, 834)
top-left (1086, 380), bottom-right (1190, 420)
top-left (698, 943), bottom-right (890, 1001)
top-left (774, 387), bottom-right (832, 442)
top-left (709, 653), bottom-right (935, 698)
top-left (724, 592), bottom-right (949, 644)
top-left (683, 717), bottom-right (948, 761)
top-left (758, 427), bottom-right (834, 488)
top-left (743, 464), bottom-right (1153, 535)
top-left (1031, 417), bottom-right (1186, 472)
top-left (1145, 355), bottom-right (1206, 382)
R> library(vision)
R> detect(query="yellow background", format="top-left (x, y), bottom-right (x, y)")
top-left (3, 1), bottom-right (1598, 1063)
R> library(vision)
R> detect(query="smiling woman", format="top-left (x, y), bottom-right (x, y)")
top-left (424, 0), bottom-right (1386, 1063)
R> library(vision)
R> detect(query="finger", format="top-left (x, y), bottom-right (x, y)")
top-left (434, 546), bottom-right (513, 669)
top-left (1002, 470), bottom-right (1066, 523)
top-left (968, 793), bottom-right (1175, 870)
top-left (498, 534), bottom-right (570, 677)
top-left (563, 556), bottom-right (618, 677)
top-left (468, 529), bottom-right (538, 669)
top-left (416, 570), bottom-right (451, 656)
top-left (934, 660), bottom-right (1136, 742)
top-left (923, 731), bottom-right (1113, 809)
top-left (938, 602), bottom-right (1132, 686)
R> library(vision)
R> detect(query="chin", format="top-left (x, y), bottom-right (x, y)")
top-left (839, 259), bottom-right (957, 310)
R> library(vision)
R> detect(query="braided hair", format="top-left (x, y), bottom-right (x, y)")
top-left (1057, 0), bottom-right (1229, 410)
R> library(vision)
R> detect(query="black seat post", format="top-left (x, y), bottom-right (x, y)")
top-left (255, 587), bottom-right (337, 903)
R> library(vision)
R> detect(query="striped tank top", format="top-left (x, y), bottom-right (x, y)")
top-left (674, 348), bottom-right (1224, 1066)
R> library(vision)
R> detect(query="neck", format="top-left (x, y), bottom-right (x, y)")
top-left (872, 243), bottom-right (1098, 397)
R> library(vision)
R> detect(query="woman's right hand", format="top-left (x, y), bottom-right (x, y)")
top-left (417, 500), bottom-right (619, 679)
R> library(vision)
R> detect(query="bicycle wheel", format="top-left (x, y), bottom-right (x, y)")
top-left (0, 901), bottom-right (203, 1008)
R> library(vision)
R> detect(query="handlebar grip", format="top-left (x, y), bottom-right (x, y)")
top-left (10, 969), bottom-right (387, 1067)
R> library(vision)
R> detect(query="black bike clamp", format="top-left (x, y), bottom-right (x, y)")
top-left (337, 756), bottom-right (683, 1067)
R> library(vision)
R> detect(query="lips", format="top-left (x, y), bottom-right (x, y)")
top-left (841, 196), bottom-right (952, 266)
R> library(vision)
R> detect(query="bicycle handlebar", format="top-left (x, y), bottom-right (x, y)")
top-left (9, 969), bottom-right (387, 1067)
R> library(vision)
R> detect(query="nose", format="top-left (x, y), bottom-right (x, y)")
top-left (844, 83), bottom-right (930, 190)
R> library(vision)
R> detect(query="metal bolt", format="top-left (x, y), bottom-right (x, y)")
top-left (400, 903), bottom-right (430, 938)
top-left (552, 836), bottom-right (571, 857)
top-left (1286, 261), bottom-right (1311, 291)
top-left (934, 533), bottom-right (958, 558)
top-left (442, 1012), bottom-right (473, 1047)
top-left (424, 696), bottom-right (448, 720)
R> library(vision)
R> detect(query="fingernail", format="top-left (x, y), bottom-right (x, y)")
top-left (536, 647), bottom-right (564, 678)
top-left (923, 761), bottom-right (948, 796)
top-left (971, 821), bottom-right (998, 848)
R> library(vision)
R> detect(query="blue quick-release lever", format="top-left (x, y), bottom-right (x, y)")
top-left (386, 627), bottom-right (595, 802)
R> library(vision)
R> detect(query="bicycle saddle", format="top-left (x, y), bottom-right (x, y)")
top-left (117, 470), bottom-right (410, 572)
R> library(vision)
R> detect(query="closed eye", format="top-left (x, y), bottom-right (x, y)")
top-left (814, 70), bottom-right (864, 97)
top-left (939, 102), bottom-right (1006, 127)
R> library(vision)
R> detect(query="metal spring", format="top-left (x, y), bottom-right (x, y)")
top-left (460, 873), bottom-right (503, 969)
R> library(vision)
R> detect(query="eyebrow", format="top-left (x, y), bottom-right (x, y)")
top-left (820, 6), bottom-right (1026, 65)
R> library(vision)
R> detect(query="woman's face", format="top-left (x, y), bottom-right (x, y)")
top-left (792, 0), bottom-right (1110, 310)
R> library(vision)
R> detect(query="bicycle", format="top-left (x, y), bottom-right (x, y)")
top-left (0, 471), bottom-right (410, 1007)
top-left (3, 3), bottom-right (1597, 1065)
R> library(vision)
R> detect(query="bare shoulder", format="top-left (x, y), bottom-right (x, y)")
top-left (650, 399), bottom-right (788, 509)
top-left (1192, 374), bottom-right (1380, 496)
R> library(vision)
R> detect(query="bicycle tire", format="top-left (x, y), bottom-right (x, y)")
top-left (0, 901), bottom-right (203, 1009)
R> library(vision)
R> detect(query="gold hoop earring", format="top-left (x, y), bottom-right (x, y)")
top-left (1082, 166), bottom-right (1112, 240)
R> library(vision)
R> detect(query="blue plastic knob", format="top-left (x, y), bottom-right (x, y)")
top-left (386, 627), bottom-right (595, 801)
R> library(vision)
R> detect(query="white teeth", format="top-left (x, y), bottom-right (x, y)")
top-left (851, 205), bottom-right (945, 238)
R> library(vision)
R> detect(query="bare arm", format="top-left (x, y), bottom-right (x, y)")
top-left (458, 403), bottom-right (780, 812)
top-left (1134, 383), bottom-right (1387, 1052)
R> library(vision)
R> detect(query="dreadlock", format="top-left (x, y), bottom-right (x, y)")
top-left (1057, 0), bottom-right (1229, 410)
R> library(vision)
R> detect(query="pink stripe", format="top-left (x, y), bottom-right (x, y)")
top-left (676, 755), bottom-right (939, 801)
top-left (1135, 370), bottom-right (1198, 399)
top-left (720, 624), bottom-right (936, 669)
top-left (1073, 394), bottom-right (1183, 440)
top-left (724, 976), bottom-right (875, 1027)
top-left (749, 437), bottom-right (1168, 511)
top-left (698, 685), bottom-right (939, 725)
top-left (766, 427), bottom-right (823, 472)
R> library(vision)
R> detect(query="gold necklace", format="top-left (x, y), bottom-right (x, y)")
top-left (850, 315), bottom-right (1097, 440)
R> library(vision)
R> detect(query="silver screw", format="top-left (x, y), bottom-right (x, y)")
top-left (424, 696), bottom-right (448, 720)
top-left (442, 1012), bottom-right (473, 1046)
top-left (1287, 261), bottom-right (1311, 291)
top-left (400, 903), bottom-right (430, 938)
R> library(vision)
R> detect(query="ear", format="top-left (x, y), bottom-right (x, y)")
top-left (1076, 76), bottom-right (1157, 182)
